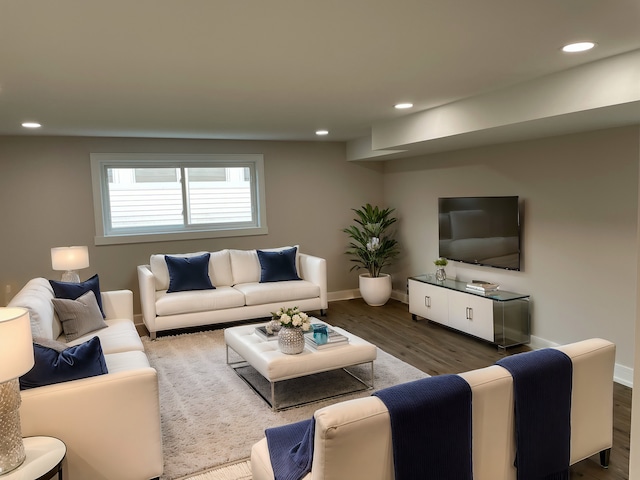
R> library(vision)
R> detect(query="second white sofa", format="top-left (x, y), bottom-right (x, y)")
top-left (251, 338), bottom-right (616, 480)
top-left (138, 246), bottom-right (328, 339)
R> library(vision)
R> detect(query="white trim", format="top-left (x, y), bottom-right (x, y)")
top-left (134, 289), bottom-right (634, 387)
top-left (90, 153), bottom-right (267, 245)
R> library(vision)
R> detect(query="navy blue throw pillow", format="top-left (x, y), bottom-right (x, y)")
top-left (257, 247), bottom-right (301, 283)
top-left (165, 253), bottom-right (215, 293)
top-left (50, 273), bottom-right (105, 318)
top-left (19, 336), bottom-right (108, 390)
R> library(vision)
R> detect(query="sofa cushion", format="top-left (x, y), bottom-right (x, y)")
top-left (50, 274), bottom-right (105, 318)
top-left (155, 286), bottom-right (246, 316)
top-left (150, 250), bottom-right (233, 291)
top-left (104, 350), bottom-right (150, 374)
top-left (19, 336), bottom-right (108, 390)
top-left (234, 280), bottom-right (320, 306)
top-left (8, 277), bottom-right (58, 340)
top-left (257, 247), bottom-right (301, 282)
top-left (52, 290), bottom-right (108, 342)
top-left (166, 253), bottom-right (215, 293)
top-left (229, 249), bottom-right (261, 285)
top-left (230, 246), bottom-right (299, 285)
top-left (61, 318), bottom-right (144, 354)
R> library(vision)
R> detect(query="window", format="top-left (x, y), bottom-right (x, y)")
top-left (91, 154), bottom-right (267, 245)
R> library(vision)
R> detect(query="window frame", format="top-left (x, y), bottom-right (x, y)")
top-left (90, 153), bottom-right (268, 245)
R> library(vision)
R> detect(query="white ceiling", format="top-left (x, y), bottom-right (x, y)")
top-left (1, 0), bottom-right (639, 146)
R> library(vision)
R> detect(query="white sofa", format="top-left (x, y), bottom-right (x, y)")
top-left (251, 338), bottom-right (615, 480)
top-left (138, 247), bottom-right (328, 339)
top-left (8, 277), bottom-right (163, 480)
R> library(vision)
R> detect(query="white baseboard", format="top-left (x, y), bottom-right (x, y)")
top-left (328, 288), bottom-right (408, 303)
top-left (327, 294), bottom-right (634, 388)
top-left (327, 289), bottom-right (361, 302)
top-left (136, 291), bottom-right (634, 388)
top-left (529, 336), bottom-right (632, 388)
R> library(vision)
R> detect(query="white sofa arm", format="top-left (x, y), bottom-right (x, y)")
top-left (298, 253), bottom-right (328, 310)
top-left (101, 289), bottom-right (134, 321)
top-left (20, 367), bottom-right (163, 480)
top-left (251, 396), bottom-right (392, 480)
top-left (137, 265), bottom-right (158, 337)
top-left (555, 338), bottom-right (615, 465)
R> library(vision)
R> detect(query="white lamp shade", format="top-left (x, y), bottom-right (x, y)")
top-left (51, 246), bottom-right (90, 271)
top-left (0, 308), bottom-right (34, 383)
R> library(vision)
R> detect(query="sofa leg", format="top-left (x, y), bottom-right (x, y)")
top-left (150, 331), bottom-right (157, 340)
top-left (599, 448), bottom-right (611, 468)
top-left (320, 309), bottom-right (327, 316)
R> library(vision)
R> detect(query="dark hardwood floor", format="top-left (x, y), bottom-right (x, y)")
top-left (325, 298), bottom-right (631, 480)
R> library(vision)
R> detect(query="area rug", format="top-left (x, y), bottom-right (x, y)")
top-left (143, 328), bottom-right (428, 480)
top-left (180, 460), bottom-right (252, 480)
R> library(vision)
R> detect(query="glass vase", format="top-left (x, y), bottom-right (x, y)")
top-left (435, 267), bottom-right (446, 282)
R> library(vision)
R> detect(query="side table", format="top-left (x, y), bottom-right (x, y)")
top-left (3, 436), bottom-right (66, 480)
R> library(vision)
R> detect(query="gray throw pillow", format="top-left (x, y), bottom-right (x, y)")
top-left (33, 336), bottom-right (68, 352)
top-left (52, 290), bottom-right (108, 342)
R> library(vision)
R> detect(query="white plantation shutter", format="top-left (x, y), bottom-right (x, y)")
top-left (91, 154), bottom-right (267, 244)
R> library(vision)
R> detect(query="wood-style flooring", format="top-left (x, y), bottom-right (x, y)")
top-left (325, 298), bottom-right (631, 480)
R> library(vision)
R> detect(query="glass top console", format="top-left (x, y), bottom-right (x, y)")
top-left (408, 274), bottom-right (530, 349)
top-left (410, 274), bottom-right (529, 301)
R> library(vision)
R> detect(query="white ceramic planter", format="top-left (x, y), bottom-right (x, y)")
top-left (359, 273), bottom-right (392, 306)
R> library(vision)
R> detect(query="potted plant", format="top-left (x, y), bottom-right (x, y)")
top-left (434, 257), bottom-right (448, 281)
top-left (343, 204), bottom-right (399, 306)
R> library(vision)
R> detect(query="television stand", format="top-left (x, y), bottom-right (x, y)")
top-left (408, 274), bottom-right (530, 349)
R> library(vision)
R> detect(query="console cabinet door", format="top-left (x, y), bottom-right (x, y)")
top-left (447, 290), bottom-right (494, 342)
top-left (408, 279), bottom-right (449, 325)
top-left (465, 295), bottom-right (495, 342)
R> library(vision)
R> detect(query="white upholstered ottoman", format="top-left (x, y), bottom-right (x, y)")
top-left (224, 320), bottom-right (377, 410)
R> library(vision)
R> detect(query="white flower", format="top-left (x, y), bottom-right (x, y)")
top-left (274, 306), bottom-right (310, 329)
top-left (367, 237), bottom-right (380, 252)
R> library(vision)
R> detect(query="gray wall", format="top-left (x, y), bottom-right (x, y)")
top-left (1, 128), bottom-right (638, 375)
top-left (0, 135), bottom-right (384, 306)
top-left (384, 126), bottom-right (640, 374)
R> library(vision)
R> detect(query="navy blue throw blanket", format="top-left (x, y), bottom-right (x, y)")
top-left (265, 418), bottom-right (315, 480)
top-left (496, 349), bottom-right (573, 480)
top-left (373, 375), bottom-right (472, 480)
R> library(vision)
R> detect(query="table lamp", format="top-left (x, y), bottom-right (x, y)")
top-left (0, 308), bottom-right (34, 475)
top-left (51, 246), bottom-right (89, 283)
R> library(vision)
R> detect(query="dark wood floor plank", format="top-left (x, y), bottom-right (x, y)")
top-left (326, 298), bottom-right (630, 480)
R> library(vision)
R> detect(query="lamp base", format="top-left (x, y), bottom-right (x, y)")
top-left (0, 379), bottom-right (26, 475)
top-left (60, 271), bottom-right (80, 283)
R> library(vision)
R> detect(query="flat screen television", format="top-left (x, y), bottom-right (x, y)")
top-left (438, 196), bottom-right (521, 271)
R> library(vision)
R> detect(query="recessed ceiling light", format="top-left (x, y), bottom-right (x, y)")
top-left (562, 42), bottom-right (596, 53)
top-left (394, 103), bottom-right (413, 110)
top-left (316, 130), bottom-right (329, 136)
top-left (21, 122), bottom-right (42, 128)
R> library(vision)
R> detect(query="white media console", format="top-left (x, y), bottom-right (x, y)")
top-left (408, 274), bottom-right (530, 349)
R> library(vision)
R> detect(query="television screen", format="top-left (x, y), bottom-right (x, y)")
top-left (438, 196), bottom-right (521, 271)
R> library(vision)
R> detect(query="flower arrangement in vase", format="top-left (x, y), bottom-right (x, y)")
top-left (434, 257), bottom-right (448, 281)
top-left (270, 306), bottom-right (311, 354)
